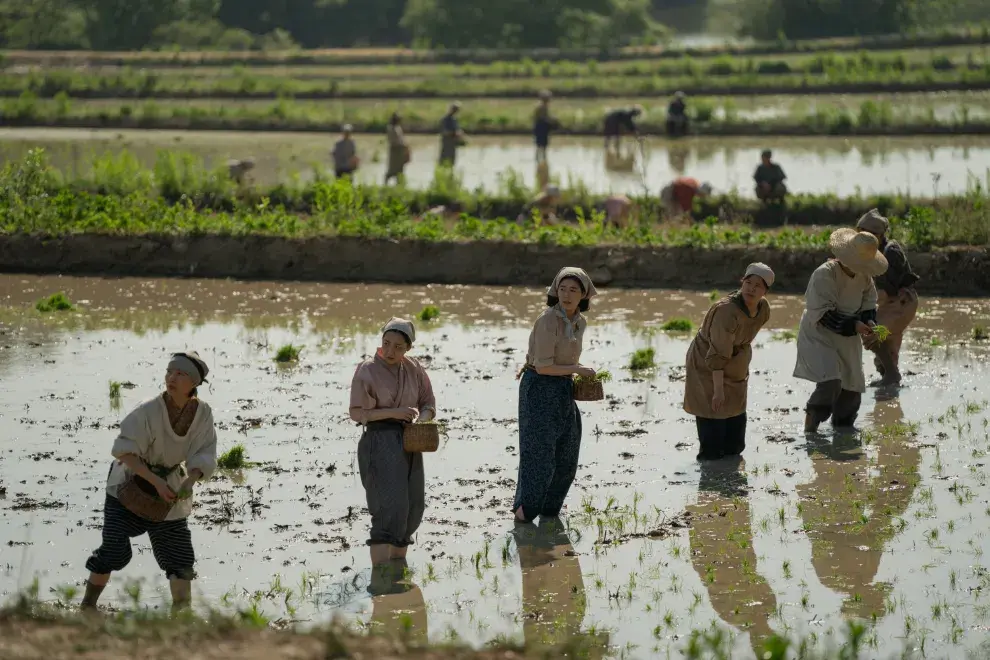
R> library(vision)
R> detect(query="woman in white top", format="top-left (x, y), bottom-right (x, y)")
top-left (81, 351), bottom-right (218, 611)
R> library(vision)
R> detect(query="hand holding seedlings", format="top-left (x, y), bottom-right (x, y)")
top-left (855, 321), bottom-right (875, 337)
top-left (152, 476), bottom-right (177, 503)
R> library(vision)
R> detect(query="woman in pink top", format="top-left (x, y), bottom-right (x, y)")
top-left (350, 318), bottom-right (437, 567)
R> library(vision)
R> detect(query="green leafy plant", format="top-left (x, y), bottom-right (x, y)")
top-left (661, 318), bottom-right (694, 332)
top-left (217, 444), bottom-right (247, 469)
top-left (629, 349), bottom-right (655, 370)
top-left (274, 344), bottom-right (301, 363)
top-left (35, 292), bottom-right (73, 312)
top-left (574, 369), bottom-right (612, 385)
top-left (418, 305), bottom-right (440, 321)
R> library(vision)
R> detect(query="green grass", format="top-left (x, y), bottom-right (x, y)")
top-left (629, 348), bottom-right (656, 371)
top-left (108, 381), bottom-right (122, 399)
top-left (418, 305), bottom-right (440, 321)
top-left (217, 444), bottom-right (247, 469)
top-left (274, 343), bottom-right (301, 363)
top-left (34, 292), bottom-right (73, 313)
top-left (661, 318), bottom-right (695, 332)
top-left (973, 325), bottom-right (989, 341)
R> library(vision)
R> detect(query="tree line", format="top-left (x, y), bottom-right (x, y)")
top-left (0, 0), bottom-right (972, 52)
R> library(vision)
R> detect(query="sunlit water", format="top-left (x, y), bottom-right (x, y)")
top-left (1, 128), bottom-right (989, 198)
top-left (0, 275), bottom-right (989, 658)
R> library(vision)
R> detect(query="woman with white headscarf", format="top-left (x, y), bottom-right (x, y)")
top-left (513, 267), bottom-right (598, 523)
top-left (350, 318), bottom-right (436, 567)
top-left (82, 351), bottom-right (217, 612)
top-left (795, 229), bottom-right (888, 432)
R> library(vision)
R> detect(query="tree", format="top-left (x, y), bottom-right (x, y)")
top-left (77, 0), bottom-right (219, 50)
top-left (0, 0), bottom-right (88, 48)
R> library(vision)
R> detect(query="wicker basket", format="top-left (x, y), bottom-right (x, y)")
top-left (117, 475), bottom-right (174, 522)
top-left (403, 423), bottom-right (440, 453)
top-left (573, 379), bottom-right (605, 402)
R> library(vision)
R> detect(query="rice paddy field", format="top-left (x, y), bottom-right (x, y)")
top-left (0, 276), bottom-right (989, 659)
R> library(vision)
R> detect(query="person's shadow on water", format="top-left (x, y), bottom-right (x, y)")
top-left (795, 395), bottom-right (919, 620)
top-left (510, 518), bottom-right (609, 656)
top-left (687, 456), bottom-right (778, 657)
top-left (366, 558), bottom-right (429, 644)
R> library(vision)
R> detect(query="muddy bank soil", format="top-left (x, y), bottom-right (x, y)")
top-left (0, 234), bottom-right (986, 295)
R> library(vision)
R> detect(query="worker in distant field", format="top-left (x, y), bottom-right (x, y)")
top-left (417, 200), bottom-right (465, 225)
top-left (439, 102), bottom-right (465, 167)
top-left (227, 157), bottom-right (256, 185)
top-left (385, 112), bottom-right (410, 185)
top-left (754, 149), bottom-right (787, 203)
top-left (533, 90), bottom-right (560, 163)
top-left (666, 91), bottom-right (689, 138)
top-left (603, 105), bottom-right (643, 152)
top-left (332, 125), bottom-right (359, 179)
top-left (660, 177), bottom-right (713, 219)
top-left (517, 185), bottom-right (561, 224)
top-left (597, 194), bottom-right (636, 229)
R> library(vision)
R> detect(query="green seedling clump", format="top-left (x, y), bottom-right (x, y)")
top-left (629, 349), bottom-right (656, 371)
top-left (574, 369), bottom-right (613, 385)
top-left (217, 444), bottom-right (247, 470)
top-left (873, 324), bottom-right (892, 342)
top-left (661, 318), bottom-right (694, 332)
top-left (109, 381), bottom-right (122, 399)
top-left (274, 344), bottom-right (301, 363)
top-left (973, 325), bottom-right (988, 341)
top-left (418, 305), bottom-right (440, 321)
top-left (35, 292), bottom-right (73, 313)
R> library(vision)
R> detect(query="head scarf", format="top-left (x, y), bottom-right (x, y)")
top-left (168, 351), bottom-right (209, 387)
top-left (744, 262), bottom-right (775, 288)
top-left (382, 317), bottom-right (416, 344)
top-left (547, 267), bottom-right (597, 340)
top-left (855, 208), bottom-right (890, 236)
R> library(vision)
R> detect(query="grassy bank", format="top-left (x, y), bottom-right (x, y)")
top-left (3, 95), bottom-right (988, 137)
top-left (3, 150), bottom-right (988, 249)
top-left (5, 65), bottom-right (990, 100)
top-left (4, 25), bottom-right (990, 67)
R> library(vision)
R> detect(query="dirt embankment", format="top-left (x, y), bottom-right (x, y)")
top-left (0, 234), bottom-right (986, 296)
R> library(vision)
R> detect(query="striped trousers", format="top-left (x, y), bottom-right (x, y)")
top-left (85, 495), bottom-right (197, 580)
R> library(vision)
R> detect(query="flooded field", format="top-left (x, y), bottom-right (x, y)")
top-left (1, 275), bottom-right (990, 657)
top-left (2, 127), bottom-right (990, 197)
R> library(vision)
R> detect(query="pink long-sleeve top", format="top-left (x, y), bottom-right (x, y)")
top-left (349, 351), bottom-right (437, 424)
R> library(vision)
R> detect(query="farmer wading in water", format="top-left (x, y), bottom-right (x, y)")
top-left (855, 209), bottom-right (920, 386)
top-left (514, 267), bottom-right (598, 523)
top-left (683, 263), bottom-right (774, 461)
top-left (794, 228), bottom-right (888, 432)
top-left (350, 318), bottom-right (437, 566)
top-left (82, 351), bottom-right (217, 611)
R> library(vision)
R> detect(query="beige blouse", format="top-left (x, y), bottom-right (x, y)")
top-left (683, 295), bottom-right (770, 419)
top-left (349, 351), bottom-right (436, 423)
top-left (525, 305), bottom-right (586, 368)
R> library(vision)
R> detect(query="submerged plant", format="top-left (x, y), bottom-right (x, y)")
top-left (661, 318), bottom-right (694, 333)
top-left (274, 344), bottom-right (301, 363)
top-left (217, 444), bottom-right (248, 470)
top-left (629, 349), bottom-right (655, 371)
top-left (773, 329), bottom-right (798, 342)
top-left (418, 305), bottom-right (440, 321)
top-left (35, 292), bottom-right (73, 313)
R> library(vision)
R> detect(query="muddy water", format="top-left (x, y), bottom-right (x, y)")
top-left (1, 275), bottom-right (989, 658)
top-left (2, 127), bottom-right (990, 198)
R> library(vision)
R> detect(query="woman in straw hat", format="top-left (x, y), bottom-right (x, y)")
top-left (514, 267), bottom-right (598, 523)
top-left (82, 351), bottom-right (216, 612)
top-left (794, 229), bottom-right (888, 433)
top-left (855, 209), bottom-right (920, 386)
top-left (350, 318), bottom-right (437, 567)
top-left (684, 263), bottom-right (774, 461)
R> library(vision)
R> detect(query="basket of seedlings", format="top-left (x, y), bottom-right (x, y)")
top-left (573, 370), bottom-right (612, 402)
top-left (403, 420), bottom-right (442, 453)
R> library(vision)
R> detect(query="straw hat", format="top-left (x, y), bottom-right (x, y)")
top-left (829, 228), bottom-right (888, 277)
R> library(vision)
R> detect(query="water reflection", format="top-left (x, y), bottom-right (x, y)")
top-left (510, 518), bottom-right (608, 654)
top-left (367, 559), bottom-right (429, 643)
top-left (687, 457), bottom-right (778, 655)
top-left (795, 395), bottom-right (920, 619)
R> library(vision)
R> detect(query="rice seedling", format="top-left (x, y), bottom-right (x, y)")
top-left (629, 349), bottom-right (655, 371)
top-left (34, 292), bottom-right (73, 313)
top-left (573, 369), bottom-right (612, 385)
top-left (109, 381), bottom-right (122, 399)
top-left (772, 328), bottom-right (798, 341)
top-left (708, 290), bottom-right (719, 302)
top-left (418, 305), bottom-right (440, 321)
top-left (274, 343), bottom-right (301, 363)
top-left (661, 318), bottom-right (694, 333)
top-left (873, 324), bottom-right (892, 342)
top-left (217, 444), bottom-right (248, 469)
top-left (973, 325), bottom-right (989, 341)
